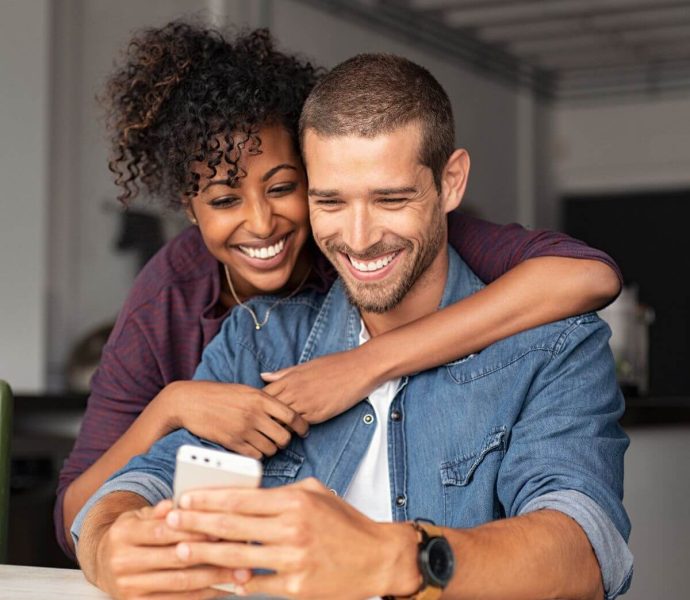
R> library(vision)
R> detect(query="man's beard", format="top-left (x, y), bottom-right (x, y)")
top-left (323, 205), bottom-right (445, 313)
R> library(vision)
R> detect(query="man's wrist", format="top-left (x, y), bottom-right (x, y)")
top-left (376, 522), bottom-right (422, 598)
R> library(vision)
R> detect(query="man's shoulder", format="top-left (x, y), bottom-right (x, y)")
top-left (218, 288), bottom-right (329, 367)
top-left (446, 312), bottom-right (611, 383)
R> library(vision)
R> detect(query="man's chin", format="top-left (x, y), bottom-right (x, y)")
top-left (340, 278), bottom-right (406, 314)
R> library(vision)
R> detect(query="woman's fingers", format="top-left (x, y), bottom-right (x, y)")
top-left (260, 394), bottom-right (309, 437)
top-left (244, 429), bottom-right (278, 457)
top-left (255, 414), bottom-right (292, 449)
top-left (260, 369), bottom-right (286, 382)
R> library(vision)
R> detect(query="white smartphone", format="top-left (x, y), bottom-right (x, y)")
top-left (173, 444), bottom-right (263, 507)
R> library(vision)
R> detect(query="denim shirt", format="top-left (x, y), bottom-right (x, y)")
top-left (73, 248), bottom-right (633, 598)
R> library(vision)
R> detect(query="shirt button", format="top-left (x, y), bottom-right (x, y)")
top-left (363, 413), bottom-right (375, 425)
top-left (395, 494), bottom-right (407, 507)
top-left (391, 410), bottom-right (402, 421)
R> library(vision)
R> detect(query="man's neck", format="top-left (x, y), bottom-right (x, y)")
top-left (361, 245), bottom-right (449, 338)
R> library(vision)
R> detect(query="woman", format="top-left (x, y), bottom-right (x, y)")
top-left (56, 22), bottom-right (621, 557)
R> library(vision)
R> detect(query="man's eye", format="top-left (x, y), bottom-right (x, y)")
top-left (379, 197), bottom-right (407, 205)
top-left (313, 198), bottom-right (343, 206)
top-left (209, 196), bottom-right (240, 208)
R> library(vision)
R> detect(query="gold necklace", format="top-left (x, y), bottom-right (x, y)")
top-left (224, 263), bottom-right (312, 330)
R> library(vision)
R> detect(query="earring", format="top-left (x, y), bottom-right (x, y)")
top-left (189, 217), bottom-right (198, 225)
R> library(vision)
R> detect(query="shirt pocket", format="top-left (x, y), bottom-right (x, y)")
top-left (440, 426), bottom-right (507, 527)
top-left (262, 448), bottom-right (304, 487)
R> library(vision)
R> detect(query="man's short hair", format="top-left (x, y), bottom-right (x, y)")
top-left (299, 53), bottom-right (455, 191)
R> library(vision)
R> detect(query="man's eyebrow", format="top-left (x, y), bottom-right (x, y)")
top-left (308, 186), bottom-right (418, 197)
top-left (308, 188), bottom-right (340, 198)
top-left (371, 186), bottom-right (417, 195)
top-left (262, 164), bottom-right (297, 182)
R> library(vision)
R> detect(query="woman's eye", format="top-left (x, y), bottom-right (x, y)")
top-left (268, 183), bottom-right (298, 196)
top-left (209, 196), bottom-right (240, 208)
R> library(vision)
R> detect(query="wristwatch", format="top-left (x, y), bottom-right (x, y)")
top-left (385, 519), bottom-right (455, 600)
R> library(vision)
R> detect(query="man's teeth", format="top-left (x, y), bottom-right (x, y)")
top-left (349, 252), bottom-right (396, 272)
top-left (239, 237), bottom-right (286, 259)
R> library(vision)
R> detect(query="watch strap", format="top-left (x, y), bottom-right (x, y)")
top-left (383, 520), bottom-right (449, 600)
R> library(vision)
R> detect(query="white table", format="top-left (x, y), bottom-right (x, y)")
top-left (0, 565), bottom-right (108, 599)
top-left (0, 564), bottom-right (278, 598)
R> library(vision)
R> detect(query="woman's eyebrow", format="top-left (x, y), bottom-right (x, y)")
top-left (201, 163), bottom-right (297, 191)
top-left (262, 164), bottom-right (297, 182)
top-left (202, 179), bottom-right (234, 191)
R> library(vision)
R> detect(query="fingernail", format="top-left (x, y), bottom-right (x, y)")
top-left (234, 569), bottom-right (251, 583)
top-left (235, 585), bottom-right (246, 596)
top-left (166, 511), bottom-right (180, 527)
top-left (302, 430), bottom-right (310, 438)
top-left (176, 543), bottom-right (190, 561)
top-left (179, 494), bottom-right (191, 508)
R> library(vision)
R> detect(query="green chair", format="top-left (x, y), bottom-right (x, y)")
top-left (0, 380), bottom-right (13, 564)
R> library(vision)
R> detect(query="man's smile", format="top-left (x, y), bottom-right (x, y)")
top-left (339, 249), bottom-right (404, 282)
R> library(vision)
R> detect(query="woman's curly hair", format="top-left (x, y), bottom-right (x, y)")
top-left (102, 21), bottom-right (322, 207)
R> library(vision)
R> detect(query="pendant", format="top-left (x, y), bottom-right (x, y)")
top-left (255, 324), bottom-right (261, 330)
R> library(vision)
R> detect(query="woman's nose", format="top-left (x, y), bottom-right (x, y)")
top-left (244, 198), bottom-right (275, 238)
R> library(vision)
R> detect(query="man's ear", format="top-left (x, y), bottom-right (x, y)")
top-left (440, 149), bottom-right (470, 214)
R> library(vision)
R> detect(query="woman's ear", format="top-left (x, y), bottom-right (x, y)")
top-left (184, 203), bottom-right (198, 225)
top-left (440, 149), bottom-right (470, 214)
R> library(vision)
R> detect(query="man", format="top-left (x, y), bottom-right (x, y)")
top-left (74, 54), bottom-right (632, 600)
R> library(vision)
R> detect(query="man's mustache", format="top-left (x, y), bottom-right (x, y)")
top-left (324, 239), bottom-right (412, 261)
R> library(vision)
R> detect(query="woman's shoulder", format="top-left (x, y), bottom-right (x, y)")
top-left (120, 226), bottom-right (218, 319)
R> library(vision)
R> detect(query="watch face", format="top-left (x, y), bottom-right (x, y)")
top-left (426, 538), bottom-right (455, 586)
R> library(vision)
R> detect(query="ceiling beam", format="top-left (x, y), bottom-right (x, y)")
top-left (444, 0), bottom-right (689, 28)
top-left (480, 8), bottom-right (690, 43)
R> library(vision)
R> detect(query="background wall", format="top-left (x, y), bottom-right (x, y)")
top-left (553, 96), bottom-right (690, 193)
top-left (0, 0), bottom-right (50, 391)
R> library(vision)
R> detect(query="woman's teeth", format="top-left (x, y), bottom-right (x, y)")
top-left (239, 237), bottom-right (286, 260)
top-left (349, 252), bottom-right (397, 272)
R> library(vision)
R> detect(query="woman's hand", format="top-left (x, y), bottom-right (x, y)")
top-left (261, 345), bottom-right (381, 424)
top-left (155, 381), bottom-right (309, 459)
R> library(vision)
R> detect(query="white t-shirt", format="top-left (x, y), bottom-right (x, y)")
top-left (342, 321), bottom-right (401, 522)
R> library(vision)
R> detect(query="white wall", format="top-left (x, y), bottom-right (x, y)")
top-left (0, 0), bottom-right (50, 392)
top-left (554, 96), bottom-right (690, 194)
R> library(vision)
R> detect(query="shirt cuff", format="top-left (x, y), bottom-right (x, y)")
top-left (70, 473), bottom-right (172, 551)
top-left (519, 490), bottom-right (633, 600)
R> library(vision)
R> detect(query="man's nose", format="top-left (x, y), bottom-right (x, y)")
top-left (244, 198), bottom-right (275, 238)
top-left (342, 204), bottom-right (381, 254)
